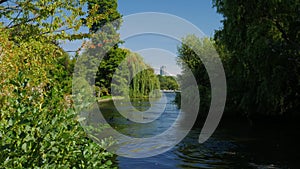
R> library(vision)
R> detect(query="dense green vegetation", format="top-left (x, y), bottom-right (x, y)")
top-left (0, 0), bottom-right (118, 168)
top-left (176, 36), bottom-right (215, 115)
top-left (177, 1), bottom-right (299, 121)
top-left (87, 0), bottom-right (121, 33)
top-left (157, 75), bottom-right (179, 90)
top-left (213, 0), bottom-right (299, 118)
top-left (94, 47), bottom-right (161, 99)
top-left (111, 51), bottom-right (161, 98)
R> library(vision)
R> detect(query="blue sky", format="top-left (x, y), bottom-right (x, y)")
top-left (118, 0), bottom-right (223, 37)
top-left (117, 0), bottom-right (223, 75)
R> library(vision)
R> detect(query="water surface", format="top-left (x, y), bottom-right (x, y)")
top-left (98, 93), bottom-right (298, 169)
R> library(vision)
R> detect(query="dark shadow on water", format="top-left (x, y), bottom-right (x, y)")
top-left (98, 93), bottom-right (299, 169)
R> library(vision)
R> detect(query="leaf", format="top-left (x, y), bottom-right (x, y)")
top-left (22, 143), bottom-right (27, 152)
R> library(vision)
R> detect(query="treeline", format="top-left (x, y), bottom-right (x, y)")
top-left (178, 0), bottom-right (300, 121)
top-left (157, 75), bottom-right (179, 90)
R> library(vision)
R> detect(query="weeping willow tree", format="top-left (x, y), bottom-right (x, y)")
top-left (111, 51), bottom-right (161, 98)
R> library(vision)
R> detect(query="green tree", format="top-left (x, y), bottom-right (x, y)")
top-left (82, 0), bottom-right (125, 96)
top-left (87, 0), bottom-right (121, 33)
top-left (158, 75), bottom-right (179, 90)
top-left (177, 36), bottom-right (218, 115)
top-left (96, 47), bottom-right (128, 95)
top-left (111, 51), bottom-right (161, 98)
top-left (213, 0), bottom-right (300, 117)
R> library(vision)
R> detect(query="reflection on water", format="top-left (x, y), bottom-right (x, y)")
top-left (98, 93), bottom-right (299, 169)
top-left (100, 93), bottom-right (179, 138)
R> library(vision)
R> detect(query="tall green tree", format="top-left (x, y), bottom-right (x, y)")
top-left (95, 47), bottom-right (128, 95)
top-left (177, 36), bottom-right (218, 115)
top-left (213, 0), bottom-right (300, 117)
top-left (83, 0), bottom-right (125, 96)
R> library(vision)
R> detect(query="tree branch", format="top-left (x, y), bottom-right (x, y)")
top-left (6, 15), bottom-right (40, 29)
top-left (273, 19), bottom-right (300, 49)
top-left (6, 10), bottom-right (21, 27)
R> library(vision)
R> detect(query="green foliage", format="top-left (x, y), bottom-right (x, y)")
top-left (112, 52), bottom-right (161, 98)
top-left (80, 0), bottom-right (159, 100)
top-left (213, 0), bottom-right (300, 117)
top-left (0, 28), bottom-right (115, 168)
top-left (0, 0), bottom-right (118, 167)
top-left (128, 53), bottom-right (161, 98)
top-left (96, 47), bottom-right (128, 94)
top-left (157, 75), bottom-right (179, 90)
top-left (87, 0), bottom-right (122, 33)
top-left (78, 0), bottom-right (124, 97)
top-left (177, 36), bottom-right (218, 115)
top-left (0, 0), bottom-right (109, 42)
top-left (79, 33), bottom-right (160, 99)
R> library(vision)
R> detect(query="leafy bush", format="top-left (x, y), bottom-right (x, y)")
top-left (0, 27), bottom-right (116, 168)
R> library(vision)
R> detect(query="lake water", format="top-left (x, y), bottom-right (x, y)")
top-left (96, 93), bottom-right (299, 169)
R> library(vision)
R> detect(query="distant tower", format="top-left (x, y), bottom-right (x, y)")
top-left (160, 66), bottom-right (166, 76)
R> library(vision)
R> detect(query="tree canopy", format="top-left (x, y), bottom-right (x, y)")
top-left (176, 36), bottom-right (218, 116)
top-left (213, 0), bottom-right (300, 117)
top-left (158, 75), bottom-right (179, 90)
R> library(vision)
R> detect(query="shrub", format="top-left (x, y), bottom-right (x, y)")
top-left (0, 28), bottom-right (116, 168)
